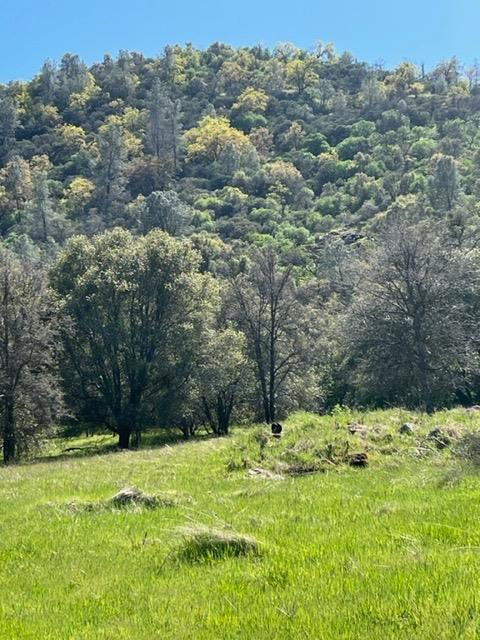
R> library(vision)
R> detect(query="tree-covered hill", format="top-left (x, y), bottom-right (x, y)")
top-left (3, 43), bottom-right (480, 462)
top-left (0, 44), bottom-right (478, 262)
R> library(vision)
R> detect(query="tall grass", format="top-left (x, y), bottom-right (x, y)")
top-left (1, 408), bottom-right (480, 638)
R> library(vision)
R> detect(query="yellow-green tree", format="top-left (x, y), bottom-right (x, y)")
top-left (185, 116), bottom-right (253, 163)
top-left (233, 87), bottom-right (269, 113)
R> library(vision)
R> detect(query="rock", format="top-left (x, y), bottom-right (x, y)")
top-left (342, 232), bottom-right (364, 245)
top-left (467, 405), bottom-right (480, 412)
top-left (349, 452), bottom-right (368, 467)
top-left (348, 422), bottom-right (368, 436)
top-left (399, 422), bottom-right (415, 435)
top-left (248, 467), bottom-right (284, 480)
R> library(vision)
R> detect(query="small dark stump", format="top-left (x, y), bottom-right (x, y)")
top-left (349, 452), bottom-right (368, 467)
top-left (271, 423), bottom-right (283, 438)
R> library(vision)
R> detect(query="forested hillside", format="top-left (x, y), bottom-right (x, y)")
top-left (1, 43), bottom-right (480, 461)
top-left (2, 44), bottom-right (480, 255)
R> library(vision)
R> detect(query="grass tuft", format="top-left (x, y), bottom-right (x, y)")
top-left (110, 486), bottom-right (165, 508)
top-left (455, 431), bottom-right (480, 465)
top-left (45, 487), bottom-right (183, 514)
top-left (175, 525), bottom-right (261, 561)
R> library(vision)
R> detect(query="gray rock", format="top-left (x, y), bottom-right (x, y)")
top-left (399, 422), bottom-right (415, 435)
top-left (248, 467), bottom-right (284, 480)
top-left (348, 422), bottom-right (368, 436)
top-left (342, 232), bottom-right (364, 245)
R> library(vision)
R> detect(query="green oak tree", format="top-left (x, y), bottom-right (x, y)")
top-left (51, 227), bottom-right (216, 448)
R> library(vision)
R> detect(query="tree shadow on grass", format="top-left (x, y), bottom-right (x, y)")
top-left (27, 426), bottom-right (217, 465)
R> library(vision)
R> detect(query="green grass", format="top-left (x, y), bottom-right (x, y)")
top-left (2, 408), bottom-right (480, 639)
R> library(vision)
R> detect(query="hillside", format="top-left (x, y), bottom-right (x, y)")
top-left (2, 410), bottom-right (480, 639)
top-left (0, 46), bottom-right (478, 261)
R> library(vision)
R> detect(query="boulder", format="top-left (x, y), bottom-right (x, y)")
top-left (271, 422), bottom-right (283, 437)
top-left (348, 422), bottom-right (368, 436)
top-left (399, 422), bottom-right (415, 435)
top-left (342, 232), bottom-right (364, 245)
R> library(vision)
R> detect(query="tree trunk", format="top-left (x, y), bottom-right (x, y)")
top-left (412, 312), bottom-right (434, 414)
top-left (418, 349), bottom-right (434, 414)
top-left (263, 396), bottom-right (272, 424)
top-left (268, 291), bottom-right (277, 424)
top-left (216, 396), bottom-right (231, 435)
top-left (117, 427), bottom-right (131, 449)
top-left (3, 396), bottom-right (16, 464)
top-left (179, 418), bottom-right (195, 440)
top-left (423, 383), bottom-right (434, 414)
top-left (267, 362), bottom-right (275, 422)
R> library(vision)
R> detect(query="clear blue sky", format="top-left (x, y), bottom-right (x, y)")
top-left (1, 0), bottom-right (479, 82)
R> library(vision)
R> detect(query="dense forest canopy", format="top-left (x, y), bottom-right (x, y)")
top-left (0, 43), bottom-right (479, 257)
top-left (2, 42), bottom-right (480, 461)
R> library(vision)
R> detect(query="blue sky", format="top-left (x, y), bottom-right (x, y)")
top-left (1, 0), bottom-right (478, 82)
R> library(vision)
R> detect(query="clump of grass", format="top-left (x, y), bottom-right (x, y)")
top-left (175, 525), bottom-right (261, 561)
top-left (225, 442), bottom-right (254, 471)
top-left (47, 487), bottom-right (182, 514)
top-left (110, 487), bottom-right (183, 509)
top-left (42, 500), bottom-right (99, 514)
top-left (437, 466), bottom-right (466, 488)
top-left (110, 486), bottom-right (163, 508)
top-left (455, 432), bottom-right (480, 465)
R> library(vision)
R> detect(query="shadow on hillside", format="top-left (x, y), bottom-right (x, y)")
top-left (29, 426), bottom-right (217, 466)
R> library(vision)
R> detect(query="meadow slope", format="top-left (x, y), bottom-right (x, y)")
top-left (1, 409), bottom-right (480, 639)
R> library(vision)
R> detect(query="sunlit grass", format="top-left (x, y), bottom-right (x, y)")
top-left (1, 408), bottom-right (480, 638)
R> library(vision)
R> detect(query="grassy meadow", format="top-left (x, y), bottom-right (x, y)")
top-left (2, 408), bottom-right (480, 639)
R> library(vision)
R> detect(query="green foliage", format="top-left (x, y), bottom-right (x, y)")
top-left (185, 116), bottom-right (253, 163)
top-left (336, 136), bottom-right (370, 160)
top-left (51, 228), bottom-right (216, 448)
top-left (0, 44), bottom-right (477, 255)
